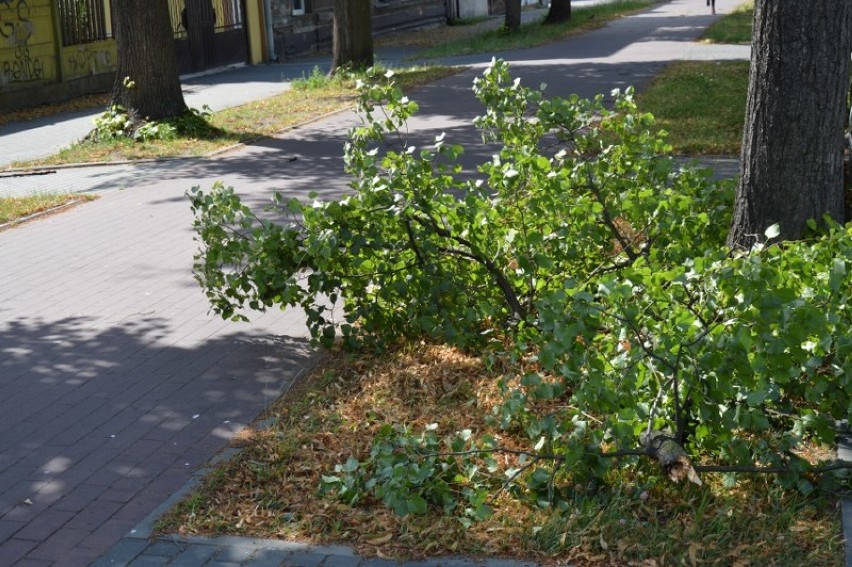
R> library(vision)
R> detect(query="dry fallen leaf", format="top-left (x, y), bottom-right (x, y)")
top-left (367, 533), bottom-right (394, 545)
top-left (688, 542), bottom-right (700, 566)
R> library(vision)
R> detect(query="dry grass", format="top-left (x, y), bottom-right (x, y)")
top-left (10, 66), bottom-right (458, 169)
top-left (156, 343), bottom-right (844, 566)
top-left (0, 192), bottom-right (96, 226)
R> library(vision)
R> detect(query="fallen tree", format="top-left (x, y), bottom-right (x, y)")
top-left (191, 61), bottom-right (852, 515)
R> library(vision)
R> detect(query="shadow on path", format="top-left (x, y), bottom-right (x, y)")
top-left (0, 315), bottom-right (314, 565)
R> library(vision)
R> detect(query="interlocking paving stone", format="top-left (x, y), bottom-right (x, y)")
top-left (169, 543), bottom-right (220, 566)
top-left (319, 555), bottom-right (363, 567)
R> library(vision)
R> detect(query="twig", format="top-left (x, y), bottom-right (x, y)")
top-left (583, 167), bottom-right (638, 264)
top-left (403, 218), bottom-right (426, 265)
top-left (489, 456), bottom-right (542, 505)
top-left (420, 446), bottom-right (852, 476)
top-left (411, 214), bottom-right (526, 320)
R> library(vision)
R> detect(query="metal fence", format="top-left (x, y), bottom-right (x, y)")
top-left (168, 0), bottom-right (244, 38)
top-left (57, 0), bottom-right (113, 46)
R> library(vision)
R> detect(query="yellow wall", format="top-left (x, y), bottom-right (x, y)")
top-left (0, 0), bottom-right (57, 90)
top-left (245, 0), bottom-right (263, 64)
top-left (60, 39), bottom-right (117, 82)
top-left (2, 0), bottom-right (266, 100)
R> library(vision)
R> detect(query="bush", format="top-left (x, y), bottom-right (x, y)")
top-left (91, 104), bottom-right (134, 140)
top-left (190, 60), bottom-right (851, 518)
top-left (90, 104), bottom-right (214, 142)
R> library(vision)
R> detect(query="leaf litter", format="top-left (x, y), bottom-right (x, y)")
top-left (156, 343), bottom-right (844, 566)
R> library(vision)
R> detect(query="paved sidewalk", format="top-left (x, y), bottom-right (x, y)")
top-left (0, 2), bottom-right (759, 566)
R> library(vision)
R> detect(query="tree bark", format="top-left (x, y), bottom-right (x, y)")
top-left (332, 0), bottom-right (374, 72)
top-left (544, 0), bottom-right (571, 25)
top-left (727, 0), bottom-right (852, 249)
top-left (505, 0), bottom-right (522, 32)
top-left (639, 431), bottom-right (702, 486)
top-left (110, 0), bottom-right (188, 121)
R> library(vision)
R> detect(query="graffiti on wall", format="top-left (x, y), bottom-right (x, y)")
top-left (3, 42), bottom-right (42, 81)
top-left (67, 44), bottom-right (112, 75)
top-left (0, 0), bottom-right (44, 84)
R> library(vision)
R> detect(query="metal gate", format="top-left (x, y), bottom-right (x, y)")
top-left (169, 0), bottom-right (247, 74)
top-left (57, 0), bottom-right (113, 46)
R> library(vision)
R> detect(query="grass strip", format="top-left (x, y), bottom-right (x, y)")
top-left (637, 60), bottom-right (749, 155)
top-left (155, 343), bottom-right (842, 565)
top-left (0, 192), bottom-right (95, 225)
top-left (702, 1), bottom-right (753, 44)
top-left (12, 66), bottom-right (458, 169)
top-left (413, 0), bottom-right (659, 59)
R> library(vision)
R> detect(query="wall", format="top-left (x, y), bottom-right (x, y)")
top-left (271, 0), bottom-right (447, 60)
top-left (0, 0), bottom-right (120, 110)
top-left (0, 0), bottom-right (57, 90)
top-left (60, 39), bottom-right (116, 81)
top-left (457, 0), bottom-right (489, 20)
top-left (2, 0), bottom-right (264, 112)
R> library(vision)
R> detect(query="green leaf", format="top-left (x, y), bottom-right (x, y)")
top-left (341, 456), bottom-right (360, 473)
top-left (407, 495), bottom-right (428, 515)
top-left (746, 390), bottom-right (768, 407)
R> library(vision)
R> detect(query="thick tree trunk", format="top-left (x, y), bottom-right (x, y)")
top-left (332, 0), bottom-right (374, 72)
top-left (727, 0), bottom-right (852, 249)
top-left (544, 0), bottom-right (571, 25)
top-left (110, 0), bottom-right (187, 121)
top-left (505, 0), bottom-right (522, 32)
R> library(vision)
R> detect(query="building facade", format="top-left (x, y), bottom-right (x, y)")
top-left (0, 0), bottom-right (456, 112)
top-left (267, 0), bottom-right (447, 61)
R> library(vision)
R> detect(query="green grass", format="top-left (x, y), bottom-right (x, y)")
top-left (637, 60), bottom-right (749, 155)
top-left (0, 193), bottom-right (95, 225)
top-left (533, 478), bottom-right (842, 565)
top-left (414, 0), bottom-right (659, 59)
top-left (702, 0), bottom-right (753, 44)
top-left (11, 65), bottom-right (458, 169)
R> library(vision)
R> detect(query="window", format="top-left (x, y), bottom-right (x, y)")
top-left (292, 0), bottom-right (305, 15)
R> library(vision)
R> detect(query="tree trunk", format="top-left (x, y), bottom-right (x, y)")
top-left (544, 0), bottom-right (571, 25)
top-left (505, 0), bottom-right (522, 32)
top-left (110, 0), bottom-right (187, 121)
top-left (727, 0), bottom-right (852, 249)
top-left (332, 0), bottom-right (374, 72)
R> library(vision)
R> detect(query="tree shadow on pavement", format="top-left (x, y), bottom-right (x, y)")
top-left (135, 59), bottom-right (670, 217)
top-left (0, 314), bottom-right (315, 563)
